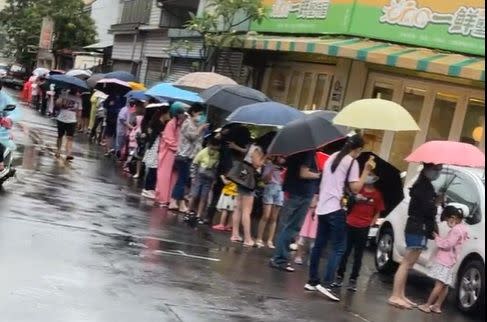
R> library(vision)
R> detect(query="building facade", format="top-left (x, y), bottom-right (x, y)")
top-left (235, 0), bottom-right (485, 174)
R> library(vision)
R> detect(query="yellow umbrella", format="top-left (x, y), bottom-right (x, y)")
top-left (333, 98), bottom-right (420, 131)
top-left (128, 82), bottom-right (147, 91)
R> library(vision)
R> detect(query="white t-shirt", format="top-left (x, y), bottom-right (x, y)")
top-left (57, 95), bottom-right (82, 124)
top-left (316, 152), bottom-right (360, 215)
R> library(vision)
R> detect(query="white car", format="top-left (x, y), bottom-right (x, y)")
top-left (375, 165), bottom-right (485, 314)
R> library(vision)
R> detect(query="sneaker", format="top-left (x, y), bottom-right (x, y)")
top-left (316, 285), bottom-right (340, 302)
top-left (294, 257), bottom-right (303, 265)
top-left (141, 190), bottom-right (156, 199)
top-left (347, 279), bottom-right (357, 292)
top-left (256, 240), bottom-right (265, 248)
top-left (331, 276), bottom-right (344, 288)
top-left (212, 224), bottom-right (226, 231)
top-left (269, 259), bottom-right (295, 272)
top-left (304, 283), bottom-right (317, 291)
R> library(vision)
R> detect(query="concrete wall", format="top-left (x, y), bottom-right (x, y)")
top-left (91, 0), bottom-right (123, 44)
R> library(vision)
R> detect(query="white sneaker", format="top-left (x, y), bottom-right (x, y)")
top-left (304, 283), bottom-right (317, 291)
top-left (141, 190), bottom-right (156, 199)
top-left (316, 284), bottom-right (340, 302)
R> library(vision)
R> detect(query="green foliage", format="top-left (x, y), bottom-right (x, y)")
top-left (0, 0), bottom-right (97, 67)
top-left (180, 0), bottom-right (266, 70)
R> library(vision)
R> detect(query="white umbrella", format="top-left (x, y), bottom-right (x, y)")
top-left (66, 69), bottom-right (93, 80)
top-left (33, 67), bottom-right (49, 77)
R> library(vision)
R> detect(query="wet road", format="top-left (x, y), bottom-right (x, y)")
top-left (0, 89), bottom-right (483, 322)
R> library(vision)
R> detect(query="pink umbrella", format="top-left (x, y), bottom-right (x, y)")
top-left (405, 141), bottom-right (485, 168)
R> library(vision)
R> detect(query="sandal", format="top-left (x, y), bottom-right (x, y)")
top-left (231, 236), bottom-right (243, 243)
top-left (387, 299), bottom-right (408, 310)
top-left (418, 304), bottom-right (431, 313)
top-left (243, 241), bottom-right (256, 248)
top-left (429, 306), bottom-right (442, 314)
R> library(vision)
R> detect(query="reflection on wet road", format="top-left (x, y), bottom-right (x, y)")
top-left (0, 92), bottom-right (483, 322)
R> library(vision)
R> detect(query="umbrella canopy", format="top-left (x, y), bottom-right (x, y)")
top-left (405, 140), bottom-right (485, 168)
top-left (304, 110), bottom-right (348, 135)
top-left (333, 98), bottom-right (420, 131)
top-left (104, 71), bottom-right (136, 82)
top-left (145, 83), bottom-right (202, 104)
top-left (125, 90), bottom-right (148, 102)
top-left (200, 84), bottom-right (270, 113)
top-left (357, 152), bottom-right (404, 216)
top-left (174, 72), bottom-right (237, 91)
top-left (128, 82), bottom-right (146, 91)
top-left (87, 73), bottom-right (106, 88)
top-left (33, 67), bottom-right (49, 77)
top-left (267, 113), bottom-right (345, 156)
top-left (95, 78), bottom-right (132, 95)
top-left (49, 70), bottom-right (65, 75)
top-left (65, 69), bottom-right (92, 80)
top-left (47, 74), bottom-right (89, 92)
top-left (226, 102), bottom-right (304, 127)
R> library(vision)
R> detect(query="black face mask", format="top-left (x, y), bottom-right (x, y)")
top-left (424, 168), bottom-right (441, 181)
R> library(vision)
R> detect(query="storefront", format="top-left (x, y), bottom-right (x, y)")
top-left (242, 0), bottom-right (485, 172)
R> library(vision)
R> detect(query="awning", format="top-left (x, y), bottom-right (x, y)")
top-left (240, 36), bottom-right (485, 82)
top-left (84, 40), bottom-right (114, 50)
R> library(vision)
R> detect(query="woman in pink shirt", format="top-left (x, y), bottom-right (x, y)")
top-left (418, 206), bottom-right (469, 314)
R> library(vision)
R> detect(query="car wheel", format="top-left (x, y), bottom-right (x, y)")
top-left (375, 228), bottom-right (397, 274)
top-left (456, 259), bottom-right (485, 314)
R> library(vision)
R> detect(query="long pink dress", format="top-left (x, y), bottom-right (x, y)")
top-left (155, 118), bottom-right (180, 204)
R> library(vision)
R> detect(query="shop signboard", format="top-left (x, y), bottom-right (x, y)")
top-left (251, 0), bottom-right (355, 34)
top-left (349, 0), bottom-right (485, 56)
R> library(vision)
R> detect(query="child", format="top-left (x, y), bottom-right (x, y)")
top-left (418, 206), bottom-right (469, 314)
top-left (256, 157), bottom-right (285, 249)
top-left (186, 137), bottom-right (220, 222)
top-left (334, 172), bottom-right (384, 291)
top-left (294, 194), bottom-right (319, 265)
top-left (212, 175), bottom-right (238, 231)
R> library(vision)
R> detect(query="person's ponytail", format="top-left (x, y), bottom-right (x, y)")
top-left (331, 133), bottom-right (365, 173)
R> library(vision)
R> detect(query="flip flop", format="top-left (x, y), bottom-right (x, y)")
top-left (387, 299), bottom-right (407, 310)
top-left (243, 241), bottom-right (256, 248)
top-left (418, 305), bottom-right (431, 313)
top-left (429, 306), bottom-right (442, 314)
top-left (231, 237), bottom-right (243, 243)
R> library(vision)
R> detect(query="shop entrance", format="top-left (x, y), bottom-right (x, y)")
top-left (364, 72), bottom-right (485, 172)
top-left (263, 62), bottom-right (335, 110)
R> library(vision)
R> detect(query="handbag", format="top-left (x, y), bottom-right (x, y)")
top-left (227, 160), bottom-right (256, 191)
top-left (341, 159), bottom-right (357, 215)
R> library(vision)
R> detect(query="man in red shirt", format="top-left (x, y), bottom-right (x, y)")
top-left (334, 171), bottom-right (384, 291)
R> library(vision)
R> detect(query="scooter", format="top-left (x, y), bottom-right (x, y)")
top-left (0, 104), bottom-right (17, 187)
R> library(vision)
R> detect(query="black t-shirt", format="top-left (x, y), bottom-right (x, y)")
top-left (283, 150), bottom-right (320, 198)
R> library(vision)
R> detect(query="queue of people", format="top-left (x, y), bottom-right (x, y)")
top-left (19, 76), bottom-right (470, 314)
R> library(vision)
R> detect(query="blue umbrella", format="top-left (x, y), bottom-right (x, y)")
top-left (226, 102), bottom-right (304, 127)
top-left (104, 71), bottom-right (136, 82)
top-left (47, 74), bottom-right (89, 91)
top-left (125, 90), bottom-right (148, 101)
top-left (145, 83), bottom-right (203, 104)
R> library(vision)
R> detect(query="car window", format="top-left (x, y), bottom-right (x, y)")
top-left (433, 171), bottom-right (482, 225)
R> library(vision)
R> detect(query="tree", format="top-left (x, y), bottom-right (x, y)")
top-left (0, 0), bottom-right (97, 68)
top-left (175, 0), bottom-right (266, 72)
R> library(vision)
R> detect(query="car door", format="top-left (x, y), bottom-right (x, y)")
top-left (418, 169), bottom-right (482, 267)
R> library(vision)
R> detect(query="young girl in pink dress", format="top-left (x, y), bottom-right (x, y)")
top-left (294, 194), bottom-right (319, 265)
top-left (155, 103), bottom-right (186, 206)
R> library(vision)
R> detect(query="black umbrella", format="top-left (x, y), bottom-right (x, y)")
top-left (47, 74), bottom-right (89, 92)
top-left (104, 71), bottom-right (136, 82)
top-left (306, 110), bottom-right (348, 135)
top-left (356, 152), bottom-right (404, 216)
top-left (200, 84), bottom-right (270, 113)
top-left (94, 78), bottom-right (132, 95)
top-left (267, 113), bottom-right (345, 156)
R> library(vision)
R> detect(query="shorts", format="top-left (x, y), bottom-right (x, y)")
top-left (405, 233), bottom-right (428, 250)
top-left (262, 183), bottom-right (284, 206)
top-left (191, 174), bottom-right (213, 201)
top-left (428, 262), bottom-right (453, 285)
top-left (57, 121), bottom-right (76, 138)
top-left (237, 185), bottom-right (254, 197)
top-left (217, 193), bottom-right (236, 212)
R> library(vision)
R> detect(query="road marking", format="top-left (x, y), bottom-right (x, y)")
top-left (153, 250), bottom-right (221, 262)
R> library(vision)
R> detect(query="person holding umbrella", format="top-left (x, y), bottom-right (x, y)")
top-left (388, 163), bottom-right (444, 309)
top-left (103, 94), bottom-right (126, 156)
top-left (55, 89), bottom-right (82, 161)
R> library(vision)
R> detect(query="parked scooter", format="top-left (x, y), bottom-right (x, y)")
top-left (0, 104), bottom-right (17, 187)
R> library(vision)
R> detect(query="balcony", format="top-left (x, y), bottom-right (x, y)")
top-left (120, 0), bottom-right (152, 24)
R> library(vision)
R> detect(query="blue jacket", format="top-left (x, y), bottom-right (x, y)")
top-left (0, 91), bottom-right (21, 150)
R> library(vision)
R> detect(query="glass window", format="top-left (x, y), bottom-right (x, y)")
top-left (267, 68), bottom-right (288, 103)
top-left (426, 93), bottom-right (457, 141)
top-left (460, 98), bottom-right (485, 147)
top-left (310, 74), bottom-right (328, 110)
top-left (364, 85), bottom-right (394, 154)
top-left (389, 88), bottom-right (425, 171)
top-left (433, 170), bottom-right (482, 225)
top-left (298, 72), bottom-right (313, 109)
top-left (286, 71), bottom-right (301, 106)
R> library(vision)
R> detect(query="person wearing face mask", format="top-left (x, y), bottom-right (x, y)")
top-left (155, 102), bottom-right (187, 206)
top-left (304, 134), bottom-right (376, 302)
top-left (334, 171), bottom-right (385, 292)
top-left (388, 163), bottom-right (444, 309)
top-left (168, 103), bottom-right (209, 212)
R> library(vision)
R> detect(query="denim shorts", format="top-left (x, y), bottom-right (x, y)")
top-left (191, 174), bottom-right (213, 201)
top-left (405, 233), bottom-right (428, 250)
top-left (262, 183), bottom-right (284, 207)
